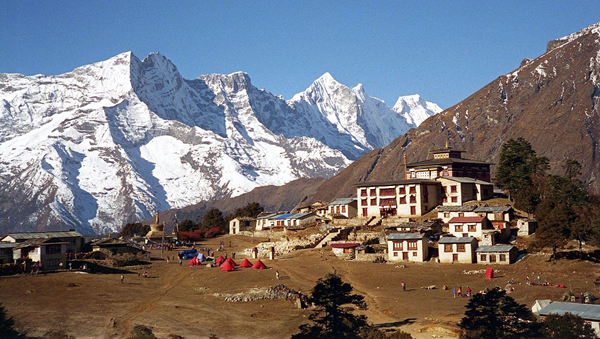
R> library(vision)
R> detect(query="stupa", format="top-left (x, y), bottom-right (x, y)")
top-left (145, 210), bottom-right (167, 243)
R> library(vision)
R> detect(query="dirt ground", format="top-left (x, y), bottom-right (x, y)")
top-left (1, 234), bottom-right (599, 339)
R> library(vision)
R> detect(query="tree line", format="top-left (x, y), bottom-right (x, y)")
top-left (495, 137), bottom-right (600, 256)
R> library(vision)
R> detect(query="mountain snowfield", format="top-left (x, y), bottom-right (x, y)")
top-left (0, 52), bottom-right (441, 234)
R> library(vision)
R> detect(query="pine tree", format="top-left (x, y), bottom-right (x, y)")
top-left (292, 274), bottom-right (367, 339)
top-left (0, 302), bottom-right (21, 339)
top-left (541, 313), bottom-right (596, 339)
top-left (458, 288), bottom-right (539, 339)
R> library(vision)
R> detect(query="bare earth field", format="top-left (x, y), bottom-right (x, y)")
top-left (1, 234), bottom-right (599, 339)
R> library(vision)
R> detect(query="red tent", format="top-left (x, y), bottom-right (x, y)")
top-left (239, 258), bottom-right (253, 268)
top-left (252, 259), bottom-right (267, 270)
top-left (189, 256), bottom-right (200, 266)
top-left (220, 260), bottom-right (235, 272)
top-left (485, 268), bottom-right (494, 279)
top-left (225, 257), bottom-right (237, 266)
top-left (216, 255), bottom-right (225, 265)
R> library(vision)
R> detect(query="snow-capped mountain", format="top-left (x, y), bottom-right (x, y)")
top-left (289, 73), bottom-right (441, 155)
top-left (393, 94), bottom-right (443, 126)
top-left (0, 52), bottom-right (441, 234)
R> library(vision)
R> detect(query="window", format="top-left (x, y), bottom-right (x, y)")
top-left (410, 195), bottom-right (417, 204)
top-left (45, 244), bottom-right (62, 254)
top-left (499, 254), bottom-right (506, 261)
top-left (399, 186), bottom-right (406, 194)
top-left (468, 224), bottom-right (476, 232)
top-left (380, 198), bottom-right (396, 206)
top-left (490, 254), bottom-right (496, 263)
top-left (399, 196), bottom-right (406, 204)
top-left (495, 212), bottom-right (503, 220)
top-left (341, 206), bottom-right (346, 213)
top-left (412, 252), bottom-right (417, 257)
top-left (361, 189), bottom-right (367, 197)
top-left (409, 186), bottom-right (417, 194)
top-left (407, 241), bottom-right (418, 250)
top-left (361, 199), bottom-right (367, 206)
top-left (336, 206), bottom-right (340, 213)
top-left (393, 242), bottom-right (403, 250)
top-left (451, 197), bottom-right (458, 203)
top-left (370, 189), bottom-right (376, 196)
top-left (444, 213), bottom-right (450, 218)
top-left (457, 244), bottom-right (466, 252)
top-left (410, 206), bottom-right (416, 215)
top-left (370, 198), bottom-right (377, 206)
top-left (480, 254), bottom-right (487, 261)
top-left (451, 185), bottom-right (457, 193)
top-left (393, 251), bottom-right (398, 257)
top-left (454, 225), bottom-right (463, 232)
top-left (458, 212), bottom-right (464, 217)
top-left (379, 188), bottom-right (395, 196)
top-left (444, 244), bottom-right (453, 252)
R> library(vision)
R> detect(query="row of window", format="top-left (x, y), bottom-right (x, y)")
top-left (392, 241), bottom-right (418, 250)
top-left (444, 244), bottom-right (466, 252)
top-left (480, 253), bottom-right (507, 262)
top-left (361, 195), bottom-right (418, 206)
top-left (454, 225), bottom-right (477, 232)
top-left (393, 251), bottom-right (418, 257)
top-left (359, 186), bottom-right (417, 197)
top-left (329, 205), bottom-right (347, 214)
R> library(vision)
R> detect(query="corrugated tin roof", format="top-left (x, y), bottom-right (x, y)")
top-left (273, 214), bottom-right (293, 220)
top-left (474, 206), bottom-right (513, 213)
top-left (330, 198), bottom-right (357, 205)
top-left (437, 205), bottom-right (476, 212)
top-left (388, 233), bottom-right (425, 240)
top-left (439, 177), bottom-right (493, 185)
top-left (438, 237), bottom-right (477, 244)
top-left (0, 242), bottom-right (18, 249)
top-left (448, 216), bottom-right (486, 223)
top-left (256, 213), bottom-right (278, 220)
top-left (536, 302), bottom-right (600, 321)
top-left (476, 245), bottom-right (515, 252)
top-left (407, 158), bottom-right (492, 168)
top-left (2, 231), bottom-right (82, 240)
top-left (15, 238), bottom-right (69, 248)
top-left (287, 212), bottom-right (315, 219)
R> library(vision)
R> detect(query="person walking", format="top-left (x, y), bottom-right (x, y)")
top-left (120, 275), bottom-right (124, 284)
top-left (537, 275), bottom-right (541, 285)
top-left (466, 286), bottom-right (472, 297)
top-left (179, 258), bottom-right (182, 266)
top-left (453, 288), bottom-right (457, 298)
top-left (276, 270), bottom-right (280, 280)
top-left (401, 282), bottom-right (405, 291)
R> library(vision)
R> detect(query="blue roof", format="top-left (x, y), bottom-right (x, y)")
top-left (536, 302), bottom-right (600, 321)
top-left (273, 214), bottom-right (293, 220)
top-left (388, 233), bottom-right (425, 240)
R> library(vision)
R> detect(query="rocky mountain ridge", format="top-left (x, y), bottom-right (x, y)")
top-left (0, 52), bottom-right (440, 233)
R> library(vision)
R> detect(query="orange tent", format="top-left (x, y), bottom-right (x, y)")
top-left (215, 255), bottom-right (225, 265)
top-left (220, 260), bottom-right (235, 272)
top-left (252, 259), bottom-right (267, 270)
top-left (239, 258), bottom-right (253, 268)
top-left (225, 257), bottom-right (237, 266)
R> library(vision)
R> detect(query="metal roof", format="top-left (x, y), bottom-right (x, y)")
top-left (0, 242), bottom-right (18, 249)
top-left (437, 205), bottom-right (476, 212)
top-left (388, 233), bottom-right (425, 240)
top-left (474, 206), bottom-right (513, 213)
top-left (329, 198), bottom-right (357, 205)
top-left (330, 243), bottom-right (360, 249)
top-left (273, 214), bottom-right (293, 220)
top-left (256, 213), bottom-right (278, 220)
top-left (438, 177), bottom-right (493, 185)
top-left (407, 158), bottom-right (492, 168)
top-left (536, 302), bottom-right (600, 321)
top-left (356, 179), bottom-right (437, 187)
top-left (448, 216), bottom-right (487, 223)
top-left (1, 231), bottom-right (83, 240)
top-left (476, 245), bottom-right (516, 252)
top-left (287, 212), bottom-right (315, 219)
top-left (438, 237), bottom-right (477, 244)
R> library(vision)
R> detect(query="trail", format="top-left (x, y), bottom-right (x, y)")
top-left (105, 267), bottom-right (190, 338)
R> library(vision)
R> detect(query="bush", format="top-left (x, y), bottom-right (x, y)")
top-left (127, 325), bottom-right (157, 339)
top-left (43, 329), bottom-right (75, 339)
top-left (204, 226), bottom-right (222, 238)
top-left (178, 230), bottom-right (204, 241)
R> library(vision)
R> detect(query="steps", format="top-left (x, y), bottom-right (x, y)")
top-left (316, 228), bottom-right (340, 248)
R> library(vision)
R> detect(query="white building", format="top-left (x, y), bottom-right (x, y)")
top-left (448, 216), bottom-right (494, 240)
top-left (438, 237), bottom-right (478, 263)
top-left (437, 205), bottom-right (477, 223)
top-left (229, 217), bottom-right (256, 234)
top-left (535, 302), bottom-right (600, 335)
top-left (476, 245), bottom-right (518, 264)
top-left (357, 180), bottom-right (442, 218)
top-left (437, 177), bottom-right (494, 206)
top-left (387, 233), bottom-right (429, 262)
top-left (327, 198), bottom-right (357, 219)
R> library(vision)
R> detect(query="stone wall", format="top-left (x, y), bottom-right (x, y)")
top-left (348, 232), bottom-right (381, 243)
top-left (381, 217), bottom-right (411, 226)
top-left (355, 253), bottom-right (386, 262)
top-left (331, 218), bottom-right (369, 227)
top-left (244, 233), bottom-right (325, 258)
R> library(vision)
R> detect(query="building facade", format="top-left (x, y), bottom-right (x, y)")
top-left (476, 245), bottom-right (518, 264)
top-left (438, 237), bottom-right (478, 263)
top-left (387, 233), bottom-right (429, 262)
top-left (327, 198), bottom-right (358, 219)
top-left (357, 180), bottom-right (442, 218)
top-left (448, 216), bottom-right (493, 239)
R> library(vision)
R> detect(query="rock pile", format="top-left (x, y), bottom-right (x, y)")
top-left (215, 284), bottom-right (309, 305)
top-left (246, 233), bottom-right (325, 257)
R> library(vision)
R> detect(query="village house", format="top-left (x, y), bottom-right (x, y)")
top-left (474, 206), bottom-right (513, 222)
top-left (330, 242), bottom-right (360, 259)
top-left (0, 242), bottom-right (17, 264)
top-left (1, 231), bottom-right (84, 255)
top-left (387, 233), bottom-right (429, 262)
top-left (394, 221), bottom-right (438, 236)
top-left (447, 216), bottom-right (494, 240)
top-left (437, 177), bottom-right (494, 206)
top-left (284, 212), bottom-right (318, 228)
top-left (438, 237), bottom-right (478, 263)
top-left (534, 302), bottom-right (600, 335)
top-left (91, 238), bottom-right (144, 255)
top-left (476, 245), bottom-right (518, 264)
top-left (255, 213), bottom-right (279, 231)
top-left (12, 238), bottom-right (69, 269)
top-left (517, 219), bottom-right (538, 236)
top-left (437, 205), bottom-right (477, 223)
top-left (229, 217), bottom-right (256, 234)
top-left (405, 145), bottom-right (491, 182)
top-left (356, 179), bottom-right (442, 218)
top-left (327, 198), bottom-right (358, 219)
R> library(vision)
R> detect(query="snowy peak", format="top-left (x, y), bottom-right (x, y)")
top-left (393, 94), bottom-right (443, 126)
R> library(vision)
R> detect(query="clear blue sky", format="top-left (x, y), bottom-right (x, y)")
top-left (1, 1), bottom-right (599, 109)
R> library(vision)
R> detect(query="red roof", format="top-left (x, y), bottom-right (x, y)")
top-left (252, 259), bottom-right (267, 269)
top-left (220, 260), bottom-right (235, 271)
top-left (239, 258), bottom-right (253, 268)
top-left (330, 243), bottom-right (360, 249)
top-left (448, 216), bottom-right (486, 223)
